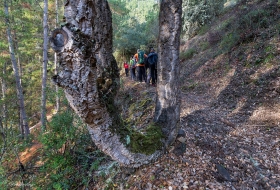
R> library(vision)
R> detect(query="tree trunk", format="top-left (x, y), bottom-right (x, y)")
top-left (4, 0), bottom-right (30, 137)
top-left (0, 117), bottom-right (5, 140)
top-left (0, 116), bottom-right (6, 162)
top-left (51, 0), bottom-right (181, 167)
top-left (155, 0), bottom-right (182, 147)
top-left (54, 0), bottom-right (60, 112)
top-left (1, 62), bottom-right (7, 129)
top-left (41, 0), bottom-right (48, 130)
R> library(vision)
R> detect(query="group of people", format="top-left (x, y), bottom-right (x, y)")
top-left (123, 48), bottom-right (158, 87)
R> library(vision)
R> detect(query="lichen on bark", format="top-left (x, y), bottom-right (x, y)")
top-left (50, 0), bottom-right (162, 168)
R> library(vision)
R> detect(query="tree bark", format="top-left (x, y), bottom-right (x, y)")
top-left (4, 0), bottom-right (30, 137)
top-left (41, 0), bottom-right (48, 130)
top-left (155, 0), bottom-right (182, 147)
top-left (54, 0), bottom-right (60, 112)
top-left (51, 0), bottom-right (182, 167)
top-left (1, 62), bottom-right (7, 129)
top-left (0, 116), bottom-right (6, 162)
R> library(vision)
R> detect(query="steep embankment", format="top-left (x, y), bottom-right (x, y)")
top-left (121, 1), bottom-right (280, 189)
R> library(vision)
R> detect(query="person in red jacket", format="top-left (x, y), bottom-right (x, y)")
top-left (123, 61), bottom-right (129, 77)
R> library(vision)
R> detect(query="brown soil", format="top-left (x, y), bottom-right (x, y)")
top-left (18, 112), bottom-right (54, 167)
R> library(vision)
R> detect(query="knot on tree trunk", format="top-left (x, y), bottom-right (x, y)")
top-left (50, 28), bottom-right (69, 52)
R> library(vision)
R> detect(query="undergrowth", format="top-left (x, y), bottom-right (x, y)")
top-left (180, 48), bottom-right (197, 60)
top-left (127, 123), bottom-right (163, 155)
top-left (33, 110), bottom-right (108, 189)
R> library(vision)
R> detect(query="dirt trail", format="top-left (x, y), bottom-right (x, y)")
top-left (123, 73), bottom-right (280, 189)
top-left (17, 73), bottom-right (280, 189)
top-left (19, 114), bottom-right (54, 166)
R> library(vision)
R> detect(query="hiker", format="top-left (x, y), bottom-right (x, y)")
top-left (145, 54), bottom-right (151, 84)
top-left (144, 55), bottom-right (149, 83)
top-left (146, 65), bottom-right (151, 85)
top-left (129, 56), bottom-right (136, 80)
top-left (123, 61), bottom-right (129, 77)
top-left (134, 49), bottom-right (147, 83)
top-left (147, 48), bottom-right (158, 86)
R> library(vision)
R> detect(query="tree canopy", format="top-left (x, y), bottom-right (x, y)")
top-left (108, 0), bottom-right (160, 61)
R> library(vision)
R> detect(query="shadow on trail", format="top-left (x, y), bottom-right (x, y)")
top-left (180, 61), bottom-right (280, 187)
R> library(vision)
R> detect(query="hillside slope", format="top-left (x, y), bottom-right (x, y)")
top-left (120, 1), bottom-right (280, 189)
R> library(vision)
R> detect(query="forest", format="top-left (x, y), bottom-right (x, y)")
top-left (1, 0), bottom-right (280, 189)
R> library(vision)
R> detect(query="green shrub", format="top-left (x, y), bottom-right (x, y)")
top-left (217, 18), bottom-right (234, 31)
top-left (264, 45), bottom-right (276, 64)
top-left (180, 48), bottom-right (197, 60)
top-left (34, 110), bottom-right (105, 189)
top-left (199, 41), bottom-right (210, 51)
top-left (198, 25), bottom-right (210, 35)
top-left (239, 9), bottom-right (271, 30)
top-left (219, 32), bottom-right (240, 53)
top-left (129, 123), bottom-right (163, 155)
top-left (0, 124), bottom-right (34, 189)
top-left (182, 0), bottom-right (226, 39)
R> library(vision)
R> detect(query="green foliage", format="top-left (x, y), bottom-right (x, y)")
top-left (127, 98), bottom-right (152, 122)
top-left (219, 32), bottom-right (240, 53)
top-left (180, 48), bottom-right (197, 60)
top-left (33, 110), bottom-right (105, 189)
top-left (1, 0), bottom-right (63, 128)
top-left (199, 41), bottom-right (210, 51)
top-left (40, 111), bottom-right (74, 149)
top-left (0, 126), bottom-right (35, 189)
top-left (115, 85), bottom-right (163, 155)
top-left (46, 84), bottom-right (64, 107)
top-left (198, 25), bottom-right (210, 35)
top-left (217, 18), bottom-right (234, 31)
top-left (239, 1), bottom-right (278, 39)
top-left (109, 0), bottom-right (159, 62)
top-left (238, 9), bottom-right (271, 30)
top-left (264, 45), bottom-right (276, 64)
top-left (182, 0), bottom-right (226, 39)
top-left (129, 123), bottom-right (163, 155)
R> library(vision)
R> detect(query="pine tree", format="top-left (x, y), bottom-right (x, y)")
top-left (41, 0), bottom-right (49, 131)
top-left (4, 0), bottom-right (30, 137)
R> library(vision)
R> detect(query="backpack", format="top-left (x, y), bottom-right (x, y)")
top-left (138, 50), bottom-right (145, 64)
top-left (131, 59), bottom-right (136, 68)
top-left (148, 53), bottom-right (158, 65)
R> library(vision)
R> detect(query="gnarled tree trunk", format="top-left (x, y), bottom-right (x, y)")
top-left (51, 0), bottom-right (182, 167)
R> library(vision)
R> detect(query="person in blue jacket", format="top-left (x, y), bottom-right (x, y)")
top-left (147, 48), bottom-right (158, 86)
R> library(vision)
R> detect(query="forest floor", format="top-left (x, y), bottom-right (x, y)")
top-left (115, 64), bottom-right (280, 190)
top-left (18, 112), bottom-right (54, 167)
top-left (117, 1), bottom-right (280, 189)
